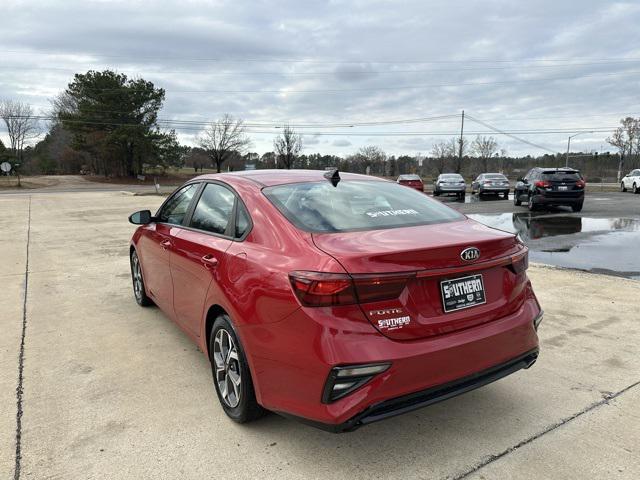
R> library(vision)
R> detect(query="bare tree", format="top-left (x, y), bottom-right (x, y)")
top-left (273, 125), bottom-right (302, 169)
top-left (430, 141), bottom-right (451, 174)
top-left (198, 114), bottom-right (251, 173)
top-left (0, 100), bottom-right (40, 163)
top-left (353, 145), bottom-right (386, 174)
top-left (471, 135), bottom-right (499, 172)
top-left (449, 136), bottom-right (467, 173)
top-left (607, 117), bottom-right (640, 182)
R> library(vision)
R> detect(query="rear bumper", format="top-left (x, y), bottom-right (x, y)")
top-left (243, 295), bottom-right (541, 429)
top-left (479, 187), bottom-right (510, 193)
top-left (279, 348), bottom-right (539, 432)
top-left (533, 192), bottom-right (584, 205)
top-left (437, 185), bottom-right (466, 192)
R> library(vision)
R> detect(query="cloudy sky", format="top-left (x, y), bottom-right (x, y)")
top-left (1, 0), bottom-right (640, 156)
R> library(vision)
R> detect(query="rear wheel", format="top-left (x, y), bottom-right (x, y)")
top-left (503, 192), bottom-right (509, 200)
top-left (572, 202), bottom-right (583, 212)
top-left (130, 250), bottom-right (153, 307)
top-left (210, 314), bottom-right (265, 423)
top-left (514, 190), bottom-right (522, 206)
top-left (621, 182), bottom-right (627, 192)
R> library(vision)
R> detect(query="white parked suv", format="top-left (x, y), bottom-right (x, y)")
top-left (621, 169), bottom-right (640, 194)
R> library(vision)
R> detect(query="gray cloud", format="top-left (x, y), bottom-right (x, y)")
top-left (1, 1), bottom-right (639, 156)
top-left (332, 139), bottom-right (352, 147)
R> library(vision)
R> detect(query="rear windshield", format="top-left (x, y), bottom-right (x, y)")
top-left (399, 174), bottom-right (421, 180)
top-left (485, 174), bottom-right (507, 180)
top-left (264, 180), bottom-right (464, 233)
top-left (440, 174), bottom-right (462, 179)
top-left (541, 171), bottom-right (582, 181)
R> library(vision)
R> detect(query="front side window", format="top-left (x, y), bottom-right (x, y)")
top-left (158, 183), bottom-right (199, 225)
top-left (264, 180), bottom-right (463, 233)
top-left (190, 183), bottom-right (236, 235)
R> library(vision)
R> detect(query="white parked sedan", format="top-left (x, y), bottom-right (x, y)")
top-left (621, 169), bottom-right (640, 194)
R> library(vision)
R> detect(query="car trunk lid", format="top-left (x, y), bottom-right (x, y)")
top-left (312, 219), bottom-right (526, 340)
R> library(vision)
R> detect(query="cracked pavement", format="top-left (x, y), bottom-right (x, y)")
top-left (1, 191), bottom-right (639, 479)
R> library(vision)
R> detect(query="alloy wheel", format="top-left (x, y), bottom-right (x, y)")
top-left (132, 253), bottom-right (143, 301)
top-left (213, 329), bottom-right (242, 408)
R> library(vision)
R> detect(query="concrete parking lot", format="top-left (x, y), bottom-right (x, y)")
top-left (1, 190), bottom-right (639, 479)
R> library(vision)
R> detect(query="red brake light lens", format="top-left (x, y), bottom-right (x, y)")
top-left (576, 180), bottom-right (586, 188)
top-left (352, 272), bottom-right (415, 303)
top-left (534, 180), bottom-right (551, 188)
top-left (289, 271), bottom-right (414, 307)
top-left (289, 271), bottom-right (356, 306)
top-left (511, 252), bottom-right (529, 274)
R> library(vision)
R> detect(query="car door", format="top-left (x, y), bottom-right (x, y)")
top-left (632, 170), bottom-right (640, 188)
top-left (138, 183), bottom-right (199, 313)
top-left (169, 182), bottom-right (237, 337)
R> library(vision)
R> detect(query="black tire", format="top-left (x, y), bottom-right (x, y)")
top-left (514, 190), bottom-right (522, 206)
top-left (433, 190), bottom-right (439, 196)
top-left (621, 182), bottom-right (627, 192)
top-left (209, 314), bottom-right (265, 423)
top-left (527, 194), bottom-right (537, 211)
top-left (572, 202), bottom-right (583, 212)
top-left (130, 250), bottom-right (153, 307)
top-left (634, 183), bottom-right (639, 194)
top-left (503, 192), bottom-right (509, 200)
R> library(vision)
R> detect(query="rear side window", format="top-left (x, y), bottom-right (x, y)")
top-left (541, 171), bottom-right (582, 182)
top-left (158, 183), bottom-right (199, 225)
top-left (190, 183), bottom-right (235, 235)
top-left (264, 180), bottom-right (463, 233)
top-left (235, 203), bottom-right (251, 238)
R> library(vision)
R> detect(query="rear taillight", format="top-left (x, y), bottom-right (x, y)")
top-left (289, 271), bottom-right (414, 307)
top-left (510, 252), bottom-right (529, 274)
top-left (289, 271), bottom-right (356, 306)
top-left (576, 180), bottom-right (586, 188)
top-left (535, 180), bottom-right (551, 188)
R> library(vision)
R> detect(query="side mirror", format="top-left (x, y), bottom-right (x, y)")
top-left (129, 210), bottom-right (152, 225)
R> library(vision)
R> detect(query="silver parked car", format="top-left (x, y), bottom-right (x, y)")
top-left (433, 173), bottom-right (466, 199)
top-left (471, 173), bottom-right (510, 198)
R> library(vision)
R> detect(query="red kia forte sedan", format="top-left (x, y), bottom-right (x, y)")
top-left (128, 169), bottom-right (542, 432)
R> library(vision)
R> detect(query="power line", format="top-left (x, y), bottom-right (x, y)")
top-left (2, 59), bottom-right (640, 76)
top-left (15, 69), bottom-right (638, 95)
top-left (3, 49), bottom-right (640, 65)
top-left (465, 114), bottom-right (558, 153)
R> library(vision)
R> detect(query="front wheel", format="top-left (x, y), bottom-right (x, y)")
top-left (621, 182), bottom-right (627, 192)
top-left (130, 250), bottom-right (153, 306)
top-left (210, 315), bottom-right (265, 423)
top-left (634, 183), bottom-right (640, 194)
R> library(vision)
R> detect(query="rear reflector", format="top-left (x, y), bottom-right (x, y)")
top-left (322, 363), bottom-right (391, 403)
top-left (289, 271), bottom-right (415, 307)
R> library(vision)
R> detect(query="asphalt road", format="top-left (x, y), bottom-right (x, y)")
top-left (1, 191), bottom-right (639, 479)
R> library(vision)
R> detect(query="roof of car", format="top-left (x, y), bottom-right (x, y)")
top-left (193, 169), bottom-right (388, 187)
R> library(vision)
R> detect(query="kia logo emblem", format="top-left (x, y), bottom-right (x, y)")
top-left (460, 247), bottom-right (480, 262)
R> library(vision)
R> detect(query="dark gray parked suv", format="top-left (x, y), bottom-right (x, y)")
top-left (514, 167), bottom-right (585, 212)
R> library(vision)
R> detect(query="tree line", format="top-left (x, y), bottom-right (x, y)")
top-left (1, 70), bottom-right (640, 181)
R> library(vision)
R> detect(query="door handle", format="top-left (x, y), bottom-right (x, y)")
top-left (201, 254), bottom-right (219, 268)
top-left (160, 239), bottom-right (172, 250)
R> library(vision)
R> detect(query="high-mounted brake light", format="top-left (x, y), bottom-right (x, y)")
top-left (289, 271), bottom-right (414, 307)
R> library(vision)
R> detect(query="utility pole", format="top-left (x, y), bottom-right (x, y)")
top-left (458, 110), bottom-right (465, 170)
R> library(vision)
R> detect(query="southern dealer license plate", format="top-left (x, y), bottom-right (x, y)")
top-left (440, 274), bottom-right (486, 313)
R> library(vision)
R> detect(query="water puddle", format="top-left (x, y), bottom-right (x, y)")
top-left (467, 213), bottom-right (640, 279)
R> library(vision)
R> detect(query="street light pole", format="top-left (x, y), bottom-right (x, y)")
top-left (565, 131), bottom-right (594, 168)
